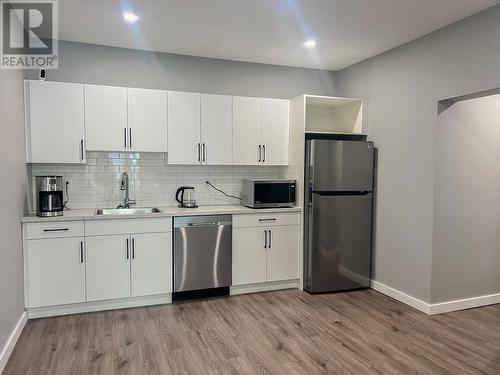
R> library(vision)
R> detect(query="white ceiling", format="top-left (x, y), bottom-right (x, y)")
top-left (57, 0), bottom-right (500, 70)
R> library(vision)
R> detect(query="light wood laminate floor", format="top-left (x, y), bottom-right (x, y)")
top-left (4, 289), bottom-right (500, 374)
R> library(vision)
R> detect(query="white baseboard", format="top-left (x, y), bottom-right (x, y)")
top-left (430, 292), bottom-right (500, 315)
top-left (27, 294), bottom-right (172, 319)
top-left (0, 312), bottom-right (27, 374)
top-left (371, 281), bottom-right (500, 315)
top-left (371, 281), bottom-right (432, 314)
top-left (230, 279), bottom-right (299, 296)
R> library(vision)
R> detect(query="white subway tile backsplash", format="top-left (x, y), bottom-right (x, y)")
top-left (31, 152), bottom-right (286, 210)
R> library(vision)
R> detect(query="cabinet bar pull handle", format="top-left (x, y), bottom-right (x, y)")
top-left (129, 128), bottom-right (132, 149)
top-left (202, 143), bottom-right (206, 162)
top-left (80, 241), bottom-right (84, 263)
top-left (264, 230), bottom-right (267, 249)
top-left (258, 218), bottom-right (276, 222)
top-left (197, 143), bottom-right (201, 162)
top-left (132, 238), bottom-right (135, 259)
top-left (126, 238), bottom-right (129, 259)
top-left (80, 139), bottom-right (84, 161)
top-left (258, 145), bottom-right (262, 162)
top-left (269, 230), bottom-right (272, 248)
top-left (263, 145), bottom-right (266, 163)
top-left (124, 128), bottom-right (127, 148)
top-left (43, 228), bottom-right (69, 232)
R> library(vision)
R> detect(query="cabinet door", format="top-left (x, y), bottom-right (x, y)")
top-left (233, 96), bottom-right (261, 165)
top-left (85, 235), bottom-right (130, 301)
top-left (27, 237), bottom-right (85, 308)
top-left (167, 91), bottom-right (201, 164)
top-left (85, 85), bottom-right (128, 151)
top-left (127, 88), bottom-right (168, 152)
top-left (232, 227), bottom-right (267, 285)
top-left (131, 232), bottom-right (172, 297)
top-left (201, 94), bottom-right (232, 165)
top-left (267, 225), bottom-right (299, 282)
top-left (26, 80), bottom-right (85, 163)
top-left (261, 98), bottom-right (289, 165)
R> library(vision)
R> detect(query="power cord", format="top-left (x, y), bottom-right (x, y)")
top-left (206, 181), bottom-right (242, 201)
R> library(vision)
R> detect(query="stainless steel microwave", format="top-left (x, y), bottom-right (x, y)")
top-left (241, 179), bottom-right (296, 208)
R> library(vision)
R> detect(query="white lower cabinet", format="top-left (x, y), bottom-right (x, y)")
top-left (26, 237), bottom-right (86, 308)
top-left (23, 213), bottom-right (299, 315)
top-left (85, 235), bottom-right (131, 302)
top-left (232, 213), bottom-right (299, 287)
top-left (85, 219), bottom-right (173, 302)
top-left (131, 233), bottom-right (172, 297)
top-left (86, 232), bottom-right (172, 301)
top-left (23, 218), bottom-right (173, 312)
top-left (232, 228), bottom-right (267, 285)
top-left (267, 225), bottom-right (299, 282)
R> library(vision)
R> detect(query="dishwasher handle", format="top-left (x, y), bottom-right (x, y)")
top-left (187, 222), bottom-right (220, 227)
top-left (174, 215), bottom-right (232, 228)
top-left (176, 221), bottom-right (232, 228)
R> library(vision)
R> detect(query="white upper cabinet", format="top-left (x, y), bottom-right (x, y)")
top-left (86, 85), bottom-right (168, 152)
top-left (262, 98), bottom-right (289, 165)
top-left (200, 94), bottom-right (232, 165)
top-left (85, 85), bottom-right (128, 152)
top-left (127, 88), bottom-right (168, 153)
top-left (25, 80), bottom-right (289, 164)
top-left (233, 96), bottom-right (290, 166)
top-left (233, 96), bottom-right (262, 165)
top-left (167, 91), bottom-right (201, 164)
top-left (25, 80), bottom-right (86, 163)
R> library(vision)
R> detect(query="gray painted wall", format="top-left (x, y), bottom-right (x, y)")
top-left (433, 94), bottom-right (500, 303)
top-left (336, 5), bottom-right (500, 303)
top-left (0, 69), bottom-right (27, 357)
top-left (26, 41), bottom-right (336, 98)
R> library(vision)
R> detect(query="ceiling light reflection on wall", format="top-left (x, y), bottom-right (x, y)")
top-left (123, 12), bottom-right (139, 23)
top-left (303, 40), bottom-right (317, 48)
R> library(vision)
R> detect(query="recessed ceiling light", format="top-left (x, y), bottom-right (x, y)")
top-left (123, 12), bottom-right (139, 23)
top-left (303, 40), bottom-right (317, 49)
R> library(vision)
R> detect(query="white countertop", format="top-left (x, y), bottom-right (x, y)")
top-left (21, 205), bottom-right (302, 223)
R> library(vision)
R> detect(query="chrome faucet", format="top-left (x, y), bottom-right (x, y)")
top-left (118, 172), bottom-right (136, 209)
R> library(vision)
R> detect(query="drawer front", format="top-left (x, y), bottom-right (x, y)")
top-left (25, 221), bottom-right (84, 239)
top-left (85, 218), bottom-right (172, 236)
top-left (233, 212), bottom-right (300, 228)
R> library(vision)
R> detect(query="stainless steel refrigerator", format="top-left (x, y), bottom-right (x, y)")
top-left (304, 138), bottom-right (374, 293)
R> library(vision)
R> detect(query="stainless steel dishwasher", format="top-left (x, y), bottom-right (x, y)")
top-left (173, 215), bottom-right (232, 300)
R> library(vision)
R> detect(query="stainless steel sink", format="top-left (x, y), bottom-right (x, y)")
top-left (95, 207), bottom-right (162, 216)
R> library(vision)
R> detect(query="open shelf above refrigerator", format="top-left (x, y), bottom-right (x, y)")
top-left (305, 95), bottom-right (364, 135)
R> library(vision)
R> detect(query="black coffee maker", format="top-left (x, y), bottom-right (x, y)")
top-left (36, 176), bottom-right (64, 217)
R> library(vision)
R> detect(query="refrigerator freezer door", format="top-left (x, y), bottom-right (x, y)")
top-left (304, 193), bottom-right (372, 293)
top-left (307, 140), bottom-right (374, 192)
